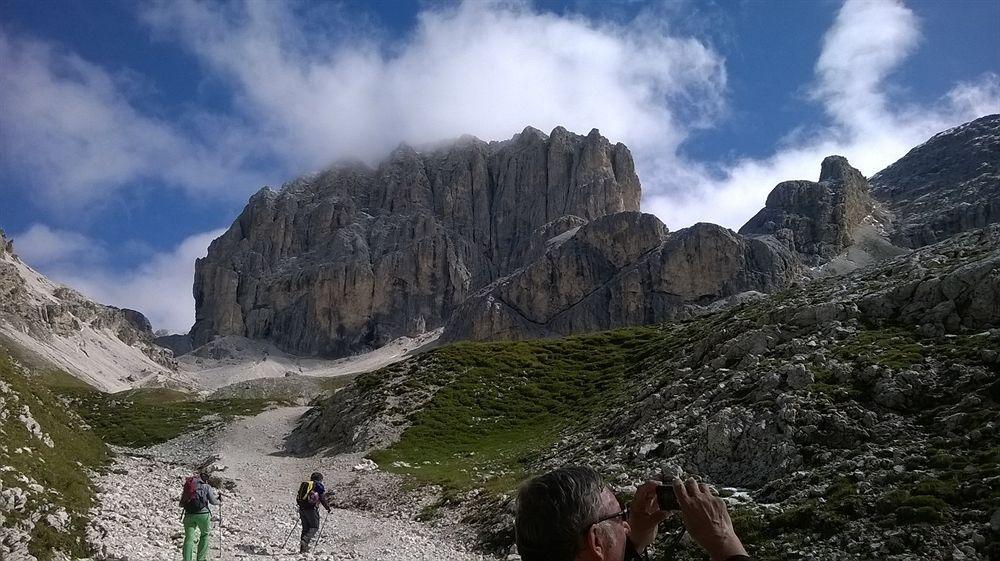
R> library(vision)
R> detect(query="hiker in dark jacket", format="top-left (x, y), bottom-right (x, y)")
top-left (180, 472), bottom-right (222, 561)
top-left (297, 471), bottom-right (332, 553)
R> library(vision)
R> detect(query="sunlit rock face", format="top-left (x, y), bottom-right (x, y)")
top-left (192, 126), bottom-right (642, 356)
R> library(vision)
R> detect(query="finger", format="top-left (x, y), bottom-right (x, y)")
top-left (699, 483), bottom-right (709, 495)
top-left (672, 477), bottom-right (690, 504)
top-left (685, 477), bottom-right (700, 497)
top-left (636, 487), bottom-right (657, 513)
top-left (649, 509), bottom-right (670, 525)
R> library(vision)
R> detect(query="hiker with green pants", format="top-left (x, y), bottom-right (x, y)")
top-left (179, 471), bottom-right (222, 561)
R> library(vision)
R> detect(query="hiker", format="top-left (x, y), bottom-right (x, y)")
top-left (515, 466), bottom-right (750, 561)
top-left (179, 471), bottom-right (222, 561)
top-left (297, 471), bottom-right (332, 553)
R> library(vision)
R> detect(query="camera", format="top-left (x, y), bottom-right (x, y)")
top-left (655, 484), bottom-right (680, 511)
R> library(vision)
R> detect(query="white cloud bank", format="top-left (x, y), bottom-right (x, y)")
top-left (12, 225), bottom-right (223, 334)
top-left (139, 0), bottom-right (727, 172)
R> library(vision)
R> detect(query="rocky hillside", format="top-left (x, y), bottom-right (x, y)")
top-left (872, 114), bottom-right (1000, 248)
top-left (193, 116), bottom-right (999, 358)
top-left (0, 231), bottom-right (180, 392)
top-left (0, 345), bottom-right (110, 561)
top-left (290, 224), bottom-right (1000, 560)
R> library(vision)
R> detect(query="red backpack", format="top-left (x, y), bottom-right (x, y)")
top-left (181, 476), bottom-right (207, 513)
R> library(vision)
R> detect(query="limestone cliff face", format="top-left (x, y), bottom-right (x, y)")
top-left (443, 216), bottom-right (798, 342)
top-left (739, 156), bottom-right (875, 264)
top-left (871, 113), bottom-right (1000, 248)
top-left (192, 127), bottom-right (641, 356)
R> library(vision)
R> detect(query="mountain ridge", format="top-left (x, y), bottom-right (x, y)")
top-left (0, 232), bottom-right (183, 392)
top-left (190, 114), bottom-right (1000, 357)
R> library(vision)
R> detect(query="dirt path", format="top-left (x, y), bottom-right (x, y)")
top-left (90, 407), bottom-right (497, 561)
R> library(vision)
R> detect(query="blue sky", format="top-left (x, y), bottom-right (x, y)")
top-left (1, 0), bottom-right (998, 333)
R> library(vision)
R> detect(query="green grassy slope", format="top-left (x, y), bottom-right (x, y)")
top-left (0, 347), bottom-right (109, 560)
top-left (299, 227), bottom-right (1000, 560)
top-left (0, 340), bottom-right (282, 559)
top-left (366, 327), bottom-right (677, 490)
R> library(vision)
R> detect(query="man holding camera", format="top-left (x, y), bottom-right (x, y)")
top-left (515, 466), bottom-right (750, 561)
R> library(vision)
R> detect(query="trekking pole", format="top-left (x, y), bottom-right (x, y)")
top-left (278, 510), bottom-right (298, 554)
top-left (218, 501), bottom-right (224, 560)
top-left (313, 510), bottom-right (331, 550)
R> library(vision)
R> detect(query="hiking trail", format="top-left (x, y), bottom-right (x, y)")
top-left (89, 406), bottom-right (499, 561)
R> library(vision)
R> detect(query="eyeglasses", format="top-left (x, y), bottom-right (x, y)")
top-left (584, 504), bottom-right (630, 532)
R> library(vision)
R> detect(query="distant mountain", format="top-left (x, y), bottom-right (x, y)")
top-left (193, 115), bottom-right (1000, 357)
top-left (192, 127), bottom-right (646, 356)
top-left (0, 232), bottom-right (181, 392)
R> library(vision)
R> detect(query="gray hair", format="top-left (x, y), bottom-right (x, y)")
top-left (514, 466), bottom-right (607, 561)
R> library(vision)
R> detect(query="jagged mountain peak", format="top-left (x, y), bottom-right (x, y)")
top-left (192, 125), bottom-right (642, 355)
top-left (740, 156), bottom-right (873, 264)
top-left (819, 154), bottom-right (864, 184)
top-left (192, 116), bottom-right (998, 358)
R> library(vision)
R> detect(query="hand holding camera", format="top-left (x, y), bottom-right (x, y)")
top-left (664, 477), bottom-right (747, 561)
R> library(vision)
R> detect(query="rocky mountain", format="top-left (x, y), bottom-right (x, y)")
top-left (872, 114), bottom-right (1000, 248)
top-left (192, 127), bottom-right (800, 356)
top-left (194, 116), bottom-right (999, 358)
top-left (443, 216), bottom-right (796, 342)
top-left (0, 230), bottom-right (179, 392)
top-left (290, 223), bottom-right (1000, 561)
top-left (192, 127), bottom-right (642, 356)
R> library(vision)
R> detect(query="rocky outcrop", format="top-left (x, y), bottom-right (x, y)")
top-left (0, 230), bottom-right (179, 392)
top-left (871, 114), bottom-right (1000, 248)
top-left (740, 156), bottom-right (876, 264)
top-left (192, 127), bottom-right (643, 356)
top-left (443, 216), bottom-right (798, 341)
top-left (154, 333), bottom-right (194, 356)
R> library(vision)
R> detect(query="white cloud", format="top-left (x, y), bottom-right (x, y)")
top-left (812, 0), bottom-right (921, 134)
top-left (11, 224), bottom-right (108, 268)
top-left (650, 0), bottom-right (1000, 231)
top-left (13, 224), bottom-right (223, 334)
top-left (0, 30), bottom-right (271, 211)
top-left (139, 0), bottom-right (727, 170)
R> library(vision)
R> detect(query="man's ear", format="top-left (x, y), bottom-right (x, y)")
top-left (583, 524), bottom-right (609, 560)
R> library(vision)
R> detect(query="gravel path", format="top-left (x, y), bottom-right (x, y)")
top-left (90, 407), bottom-right (498, 561)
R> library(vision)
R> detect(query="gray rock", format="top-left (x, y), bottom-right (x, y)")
top-left (740, 156), bottom-right (874, 264)
top-left (872, 114), bottom-right (1000, 248)
top-left (783, 364), bottom-right (814, 389)
top-left (192, 127), bottom-right (641, 356)
top-left (444, 219), bottom-right (799, 342)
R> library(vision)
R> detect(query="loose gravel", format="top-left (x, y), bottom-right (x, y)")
top-left (88, 406), bottom-right (499, 561)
